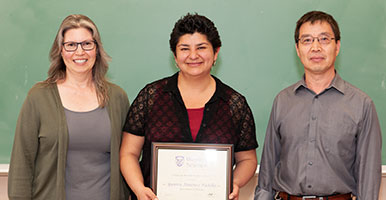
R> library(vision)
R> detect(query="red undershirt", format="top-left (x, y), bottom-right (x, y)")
top-left (187, 107), bottom-right (204, 141)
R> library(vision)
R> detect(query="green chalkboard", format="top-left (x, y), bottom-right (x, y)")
top-left (1, 0), bottom-right (385, 164)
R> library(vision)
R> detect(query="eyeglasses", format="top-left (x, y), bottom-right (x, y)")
top-left (62, 40), bottom-right (96, 52)
top-left (298, 36), bottom-right (335, 45)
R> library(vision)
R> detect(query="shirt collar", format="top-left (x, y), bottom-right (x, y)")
top-left (163, 72), bottom-right (228, 102)
top-left (163, 72), bottom-right (179, 93)
top-left (294, 71), bottom-right (345, 94)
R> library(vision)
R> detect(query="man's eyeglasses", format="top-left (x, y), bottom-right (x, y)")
top-left (62, 40), bottom-right (96, 52)
top-left (298, 36), bottom-right (335, 45)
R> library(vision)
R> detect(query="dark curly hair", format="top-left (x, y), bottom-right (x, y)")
top-left (169, 13), bottom-right (221, 55)
top-left (295, 11), bottom-right (340, 45)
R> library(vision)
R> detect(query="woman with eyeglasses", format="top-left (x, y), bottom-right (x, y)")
top-left (120, 13), bottom-right (258, 200)
top-left (8, 14), bottom-right (129, 200)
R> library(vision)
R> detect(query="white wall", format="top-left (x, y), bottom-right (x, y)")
top-left (0, 164), bottom-right (8, 200)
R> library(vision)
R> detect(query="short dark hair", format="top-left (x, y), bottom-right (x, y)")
top-left (295, 11), bottom-right (340, 44)
top-left (169, 13), bottom-right (221, 55)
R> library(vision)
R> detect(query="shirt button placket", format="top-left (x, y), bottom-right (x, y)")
top-left (202, 107), bottom-right (209, 128)
top-left (305, 94), bottom-right (319, 192)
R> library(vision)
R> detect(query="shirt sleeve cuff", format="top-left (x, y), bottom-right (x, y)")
top-left (254, 187), bottom-right (274, 200)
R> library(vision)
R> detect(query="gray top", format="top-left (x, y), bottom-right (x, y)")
top-left (254, 73), bottom-right (382, 200)
top-left (64, 107), bottom-right (111, 200)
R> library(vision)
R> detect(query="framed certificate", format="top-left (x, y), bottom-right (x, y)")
top-left (151, 142), bottom-right (234, 200)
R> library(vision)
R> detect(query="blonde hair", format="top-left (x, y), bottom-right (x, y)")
top-left (45, 14), bottom-right (111, 107)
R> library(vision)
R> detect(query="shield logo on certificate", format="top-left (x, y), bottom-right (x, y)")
top-left (175, 155), bottom-right (184, 167)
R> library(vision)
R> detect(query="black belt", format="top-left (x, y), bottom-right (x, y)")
top-left (276, 192), bottom-right (352, 200)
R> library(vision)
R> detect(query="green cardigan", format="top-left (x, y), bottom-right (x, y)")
top-left (8, 82), bottom-right (130, 200)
